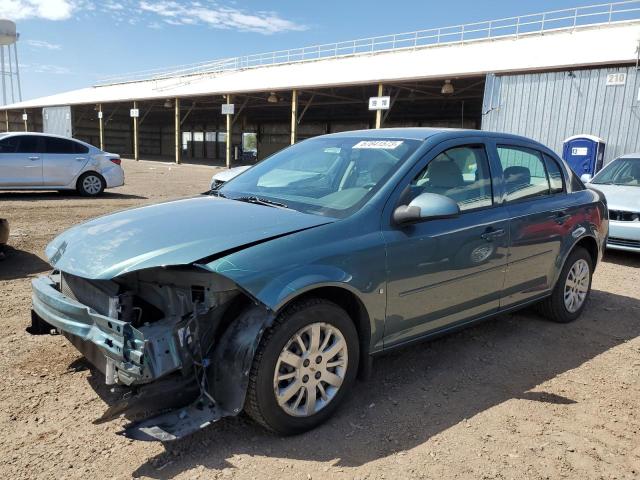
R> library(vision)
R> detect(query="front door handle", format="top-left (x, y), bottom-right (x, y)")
top-left (75, 157), bottom-right (86, 161)
top-left (481, 228), bottom-right (506, 241)
top-left (28, 156), bottom-right (40, 161)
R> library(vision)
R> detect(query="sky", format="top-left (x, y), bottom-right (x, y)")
top-left (2, 0), bottom-right (607, 101)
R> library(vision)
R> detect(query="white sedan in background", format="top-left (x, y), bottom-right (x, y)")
top-left (0, 132), bottom-right (124, 196)
top-left (210, 165), bottom-right (251, 191)
top-left (583, 154), bottom-right (640, 253)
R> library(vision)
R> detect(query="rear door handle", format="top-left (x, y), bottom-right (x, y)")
top-left (29, 156), bottom-right (40, 161)
top-left (481, 228), bottom-right (506, 241)
top-left (75, 157), bottom-right (87, 161)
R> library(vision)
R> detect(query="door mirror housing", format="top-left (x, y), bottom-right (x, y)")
top-left (393, 192), bottom-right (461, 224)
top-left (580, 173), bottom-right (593, 183)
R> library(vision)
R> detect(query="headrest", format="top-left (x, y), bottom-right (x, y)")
top-left (429, 161), bottom-right (464, 189)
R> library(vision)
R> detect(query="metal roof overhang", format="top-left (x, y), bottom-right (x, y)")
top-left (2, 22), bottom-right (639, 111)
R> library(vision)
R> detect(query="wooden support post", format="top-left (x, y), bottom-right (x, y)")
top-left (375, 83), bottom-right (383, 129)
top-left (133, 101), bottom-right (139, 161)
top-left (98, 104), bottom-right (104, 151)
top-left (23, 110), bottom-right (27, 131)
top-left (174, 98), bottom-right (181, 164)
top-left (290, 89), bottom-right (298, 145)
top-left (226, 94), bottom-right (232, 169)
top-left (4, 110), bottom-right (8, 132)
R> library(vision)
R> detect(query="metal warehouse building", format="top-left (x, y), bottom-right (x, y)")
top-left (2, 1), bottom-right (640, 167)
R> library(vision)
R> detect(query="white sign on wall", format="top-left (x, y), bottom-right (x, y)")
top-left (98, 111), bottom-right (103, 119)
top-left (130, 108), bottom-right (140, 118)
top-left (221, 104), bottom-right (235, 115)
top-left (22, 113), bottom-right (28, 121)
top-left (368, 96), bottom-right (391, 110)
top-left (606, 73), bottom-right (626, 86)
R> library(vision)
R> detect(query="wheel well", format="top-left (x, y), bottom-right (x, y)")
top-left (574, 236), bottom-right (599, 268)
top-left (77, 171), bottom-right (105, 187)
top-left (283, 286), bottom-right (372, 373)
top-left (216, 286), bottom-right (372, 376)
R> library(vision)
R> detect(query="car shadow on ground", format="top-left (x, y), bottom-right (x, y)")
top-left (75, 288), bottom-right (638, 479)
top-left (0, 191), bottom-right (146, 201)
top-left (603, 250), bottom-right (640, 268)
top-left (0, 246), bottom-right (50, 281)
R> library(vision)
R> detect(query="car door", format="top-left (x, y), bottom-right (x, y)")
top-left (492, 141), bottom-right (576, 308)
top-left (382, 139), bottom-right (509, 348)
top-left (0, 135), bottom-right (44, 186)
top-left (43, 137), bottom-right (90, 186)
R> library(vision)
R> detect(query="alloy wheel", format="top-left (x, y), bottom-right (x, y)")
top-left (563, 258), bottom-right (590, 313)
top-left (273, 322), bottom-right (348, 417)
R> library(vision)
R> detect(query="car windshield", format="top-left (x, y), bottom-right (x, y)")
top-left (592, 157), bottom-right (640, 186)
top-left (219, 136), bottom-right (421, 218)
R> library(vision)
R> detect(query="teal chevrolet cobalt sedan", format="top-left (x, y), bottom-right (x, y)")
top-left (29, 129), bottom-right (608, 441)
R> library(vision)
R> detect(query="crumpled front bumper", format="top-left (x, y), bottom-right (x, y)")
top-left (31, 274), bottom-right (183, 385)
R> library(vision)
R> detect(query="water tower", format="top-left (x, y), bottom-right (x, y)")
top-left (0, 19), bottom-right (22, 106)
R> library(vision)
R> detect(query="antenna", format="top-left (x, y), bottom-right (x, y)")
top-left (0, 19), bottom-right (21, 105)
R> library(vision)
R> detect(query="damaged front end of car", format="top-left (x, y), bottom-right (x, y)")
top-left (29, 266), bottom-right (274, 442)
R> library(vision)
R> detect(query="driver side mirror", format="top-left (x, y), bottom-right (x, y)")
top-left (393, 192), bottom-right (461, 225)
top-left (580, 173), bottom-right (593, 183)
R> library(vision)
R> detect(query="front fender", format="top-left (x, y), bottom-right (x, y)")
top-left (200, 222), bottom-right (388, 353)
top-left (247, 264), bottom-right (359, 312)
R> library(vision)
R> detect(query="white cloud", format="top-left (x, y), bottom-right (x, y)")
top-left (138, 1), bottom-right (307, 34)
top-left (26, 39), bottom-right (62, 50)
top-left (104, 1), bottom-right (124, 10)
top-left (20, 63), bottom-right (71, 74)
top-left (0, 0), bottom-right (306, 35)
top-left (0, 0), bottom-right (79, 21)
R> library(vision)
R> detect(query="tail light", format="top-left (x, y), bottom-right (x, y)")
top-left (109, 158), bottom-right (121, 165)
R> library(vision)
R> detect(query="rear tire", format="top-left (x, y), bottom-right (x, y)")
top-left (245, 298), bottom-right (359, 435)
top-left (77, 172), bottom-right (105, 197)
top-left (537, 247), bottom-right (593, 323)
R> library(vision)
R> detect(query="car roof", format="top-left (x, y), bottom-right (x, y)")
top-left (616, 153), bottom-right (640, 160)
top-left (0, 131), bottom-right (96, 149)
top-left (0, 131), bottom-right (78, 140)
top-left (323, 127), bottom-right (547, 145)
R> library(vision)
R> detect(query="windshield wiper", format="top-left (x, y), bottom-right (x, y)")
top-left (209, 189), bottom-right (227, 197)
top-left (234, 196), bottom-right (289, 209)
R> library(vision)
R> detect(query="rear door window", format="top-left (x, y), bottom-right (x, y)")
top-left (73, 141), bottom-right (89, 154)
top-left (497, 146), bottom-right (550, 202)
top-left (45, 137), bottom-right (77, 154)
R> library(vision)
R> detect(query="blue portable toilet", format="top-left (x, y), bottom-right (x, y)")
top-left (562, 134), bottom-right (606, 177)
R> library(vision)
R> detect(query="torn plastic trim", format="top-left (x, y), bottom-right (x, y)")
top-left (121, 304), bottom-right (275, 441)
top-left (119, 395), bottom-right (225, 442)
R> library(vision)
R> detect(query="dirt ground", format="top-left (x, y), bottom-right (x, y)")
top-left (1, 159), bottom-right (639, 480)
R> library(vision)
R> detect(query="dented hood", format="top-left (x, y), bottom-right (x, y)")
top-left (45, 196), bottom-right (332, 280)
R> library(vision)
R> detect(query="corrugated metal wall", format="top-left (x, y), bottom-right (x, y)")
top-left (482, 65), bottom-right (640, 165)
top-left (42, 106), bottom-right (72, 137)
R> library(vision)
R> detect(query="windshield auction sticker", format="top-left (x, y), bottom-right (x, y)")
top-left (353, 140), bottom-right (404, 149)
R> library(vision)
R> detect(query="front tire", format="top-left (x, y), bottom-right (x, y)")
top-left (77, 172), bottom-right (105, 197)
top-left (538, 247), bottom-right (593, 323)
top-left (245, 298), bottom-right (359, 435)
